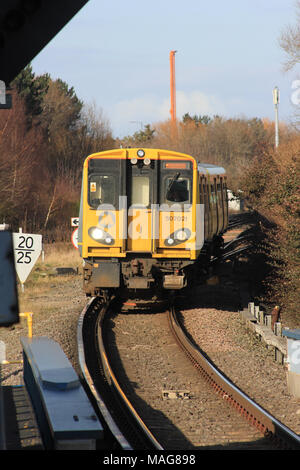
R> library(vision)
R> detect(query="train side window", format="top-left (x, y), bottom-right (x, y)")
top-left (210, 183), bottom-right (217, 204)
top-left (199, 181), bottom-right (203, 204)
top-left (203, 181), bottom-right (208, 206)
top-left (199, 177), bottom-right (205, 204)
top-left (131, 176), bottom-right (150, 207)
top-left (224, 180), bottom-right (228, 199)
top-left (214, 178), bottom-right (217, 192)
top-left (89, 174), bottom-right (116, 207)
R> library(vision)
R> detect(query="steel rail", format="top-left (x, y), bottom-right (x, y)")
top-left (168, 305), bottom-right (300, 450)
top-left (77, 297), bottom-right (132, 450)
top-left (97, 302), bottom-right (164, 450)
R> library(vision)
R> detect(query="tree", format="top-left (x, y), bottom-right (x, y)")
top-left (146, 115), bottom-right (271, 190)
top-left (0, 91), bottom-right (45, 229)
top-left (1, 64), bottom-right (115, 239)
top-left (182, 113), bottom-right (211, 125)
top-left (37, 86), bottom-right (114, 236)
top-left (279, 1), bottom-right (300, 127)
top-left (279, 1), bottom-right (300, 71)
top-left (239, 136), bottom-right (300, 326)
top-left (40, 78), bottom-right (83, 178)
top-left (10, 64), bottom-right (49, 124)
top-left (77, 102), bottom-right (114, 158)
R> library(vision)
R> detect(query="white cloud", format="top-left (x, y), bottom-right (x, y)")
top-left (176, 90), bottom-right (226, 117)
top-left (110, 90), bottom-right (227, 137)
top-left (114, 95), bottom-right (167, 121)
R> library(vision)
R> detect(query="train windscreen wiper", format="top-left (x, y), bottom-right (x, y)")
top-left (166, 172), bottom-right (180, 200)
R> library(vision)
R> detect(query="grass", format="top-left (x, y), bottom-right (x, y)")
top-left (37, 242), bottom-right (82, 269)
top-left (24, 242), bottom-right (82, 278)
top-left (17, 243), bottom-right (83, 317)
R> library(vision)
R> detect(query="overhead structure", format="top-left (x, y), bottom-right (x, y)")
top-left (0, 0), bottom-right (89, 85)
top-left (169, 50), bottom-right (177, 122)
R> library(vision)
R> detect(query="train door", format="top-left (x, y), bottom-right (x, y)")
top-left (217, 177), bottom-right (224, 233)
top-left (86, 157), bottom-right (124, 254)
top-left (209, 181), bottom-right (217, 238)
top-left (126, 162), bottom-right (155, 252)
top-left (159, 160), bottom-right (193, 250)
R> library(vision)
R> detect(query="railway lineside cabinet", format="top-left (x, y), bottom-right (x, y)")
top-left (283, 329), bottom-right (300, 399)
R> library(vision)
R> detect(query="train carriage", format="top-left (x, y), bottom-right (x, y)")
top-left (78, 148), bottom-right (228, 298)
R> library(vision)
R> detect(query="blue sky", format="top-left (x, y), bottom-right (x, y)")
top-left (31, 0), bottom-right (299, 137)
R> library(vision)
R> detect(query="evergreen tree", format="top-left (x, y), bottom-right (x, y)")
top-left (10, 63), bottom-right (49, 122)
top-left (133, 124), bottom-right (155, 143)
top-left (182, 113), bottom-right (211, 126)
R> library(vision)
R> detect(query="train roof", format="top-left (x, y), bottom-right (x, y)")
top-left (197, 163), bottom-right (226, 175)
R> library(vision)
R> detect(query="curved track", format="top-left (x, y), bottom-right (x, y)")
top-left (169, 306), bottom-right (300, 450)
top-left (78, 297), bottom-right (300, 450)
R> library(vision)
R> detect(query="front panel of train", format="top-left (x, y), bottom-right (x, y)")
top-left (79, 149), bottom-right (204, 296)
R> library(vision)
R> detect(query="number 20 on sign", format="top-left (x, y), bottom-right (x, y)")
top-left (12, 232), bottom-right (42, 290)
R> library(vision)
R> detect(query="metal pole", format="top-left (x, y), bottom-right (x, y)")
top-left (275, 104), bottom-right (279, 148)
top-left (273, 87), bottom-right (279, 148)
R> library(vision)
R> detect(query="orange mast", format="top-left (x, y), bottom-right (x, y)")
top-left (169, 50), bottom-right (177, 122)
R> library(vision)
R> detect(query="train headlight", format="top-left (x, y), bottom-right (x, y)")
top-left (137, 149), bottom-right (145, 158)
top-left (90, 227), bottom-right (104, 240)
top-left (176, 229), bottom-right (188, 241)
top-left (131, 158), bottom-right (138, 165)
top-left (144, 158), bottom-right (151, 165)
top-left (88, 226), bottom-right (114, 245)
top-left (164, 228), bottom-right (191, 247)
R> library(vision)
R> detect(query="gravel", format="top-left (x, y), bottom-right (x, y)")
top-left (0, 276), bottom-right (86, 386)
top-left (178, 281), bottom-right (300, 436)
top-left (1, 267), bottom-right (299, 441)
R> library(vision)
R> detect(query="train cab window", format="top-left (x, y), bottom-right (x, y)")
top-left (131, 176), bottom-right (150, 207)
top-left (89, 174), bottom-right (116, 207)
top-left (163, 176), bottom-right (191, 204)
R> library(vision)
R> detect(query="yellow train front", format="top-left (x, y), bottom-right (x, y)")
top-left (78, 148), bottom-right (228, 298)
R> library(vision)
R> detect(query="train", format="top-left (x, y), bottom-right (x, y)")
top-left (78, 148), bottom-right (228, 299)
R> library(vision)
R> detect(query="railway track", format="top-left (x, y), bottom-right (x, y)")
top-left (78, 296), bottom-right (300, 451)
top-left (169, 306), bottom-right (300, 450)
top-left (77, 296), bottom-right (163, 450)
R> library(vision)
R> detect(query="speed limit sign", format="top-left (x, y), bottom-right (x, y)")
top-left (71, 228), bottom-right (78, 249)
top-left (13, 232), bottom-right (42, 283)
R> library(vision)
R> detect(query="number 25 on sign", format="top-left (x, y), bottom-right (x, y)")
top-left (12, 233), bottom-right (42, 291)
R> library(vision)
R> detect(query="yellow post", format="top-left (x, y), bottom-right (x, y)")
top-left (20, 312), bottom-right (33, 338)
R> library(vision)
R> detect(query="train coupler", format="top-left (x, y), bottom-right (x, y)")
top-left (163, 274), bottom-right (186, 289)
top-left (126, 276), bottom-right (154, 289)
